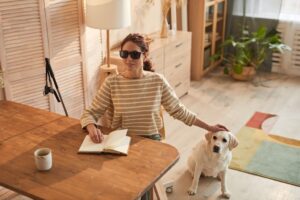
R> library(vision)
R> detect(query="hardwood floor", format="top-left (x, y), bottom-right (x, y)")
top-left (0, 186), bottom-right (30, 200)
top-left (1, 69), bottom-right (300, 200)
top-left (162, 69), bottom-right (300, 200)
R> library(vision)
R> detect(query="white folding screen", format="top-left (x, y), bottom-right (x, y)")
top-left (0, 0), bottom-right (87, 118)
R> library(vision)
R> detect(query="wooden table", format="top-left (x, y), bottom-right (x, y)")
top-left (0, 101), bottom-right (179, 200)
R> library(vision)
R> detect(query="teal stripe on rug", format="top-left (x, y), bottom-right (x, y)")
top-left (246, 141), bottom-right (300, 186)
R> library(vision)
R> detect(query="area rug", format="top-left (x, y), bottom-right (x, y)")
top-left (229, 112), bottom-right (300, 187)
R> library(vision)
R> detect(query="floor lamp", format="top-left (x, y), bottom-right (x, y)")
top-left (86, 0), bottom-right (131, 127)
top-left (86, 0), bottom-right (131, 86)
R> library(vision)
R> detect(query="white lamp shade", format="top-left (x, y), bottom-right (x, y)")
top-left (86, 0), bottom-right (131, 29)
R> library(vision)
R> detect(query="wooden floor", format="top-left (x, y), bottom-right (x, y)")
top-left (1, 69), bottom-right (300, 200)
top-left (0, 186), bottom-right (31, 200)
top-left (162, 69), bottom-right (300, 200)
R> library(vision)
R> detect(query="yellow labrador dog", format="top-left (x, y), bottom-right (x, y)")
top-left (187, 131), bottom-right (238, 198)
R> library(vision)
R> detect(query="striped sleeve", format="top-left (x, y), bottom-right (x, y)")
top-left (160, 76), bottom-right (196, 126)
top-left (80, 77), bottom-right (113, 128)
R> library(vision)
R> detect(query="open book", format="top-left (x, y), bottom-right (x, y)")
top-left (78, 129), bottom-right (131, 155)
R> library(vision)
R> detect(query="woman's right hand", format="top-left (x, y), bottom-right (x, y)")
top-left (86, 124), bottom-right (104, 143)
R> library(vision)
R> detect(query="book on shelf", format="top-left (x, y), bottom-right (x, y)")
top-left (78, 129), bottom-right (131, 155)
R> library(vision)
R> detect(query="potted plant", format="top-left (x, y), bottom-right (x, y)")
top-left (212, 0), bottom-right (290, 81)
top-left (214, 26), bottom-right (291, 81)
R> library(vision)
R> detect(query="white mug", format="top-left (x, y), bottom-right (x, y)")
top-left (34, 148), bottom-right (52, 171)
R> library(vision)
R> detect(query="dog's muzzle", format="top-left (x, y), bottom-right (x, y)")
top-left (213, 145), bottom-right (220, 153)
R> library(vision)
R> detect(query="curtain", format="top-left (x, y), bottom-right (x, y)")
top-left (279, 0), bottom-right (300, 22)
top-left (275, 0), bottom-right (300, 75)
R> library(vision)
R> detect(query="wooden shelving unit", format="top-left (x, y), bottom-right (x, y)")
top-left (188, 0), bottom-right (227, 80)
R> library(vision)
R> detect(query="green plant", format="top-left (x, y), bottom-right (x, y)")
top-left (215, 26), bottom-right (291, 75)
top-left (213, 0), bottom-right (290, 77)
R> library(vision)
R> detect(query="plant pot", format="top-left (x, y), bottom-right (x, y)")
top-left (231, 66), bottom-right (256, 81)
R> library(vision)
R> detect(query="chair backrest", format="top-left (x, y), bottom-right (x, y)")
top-left (158, 107), bottom-right (166, 141)
top-left (98, 67), bottom-right (118, 128)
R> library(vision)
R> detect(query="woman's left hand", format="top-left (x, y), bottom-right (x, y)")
top-left (207, 124), bottom-right (229, 132)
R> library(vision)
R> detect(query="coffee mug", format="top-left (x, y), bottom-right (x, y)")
top-left (34, 148), bottom-right (52, 171)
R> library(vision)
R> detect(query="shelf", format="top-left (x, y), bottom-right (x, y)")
top-left (216, 35), bottom-right (222, 42)
top-left (206, 1), bottom-right (215, 7)
top-left (203, 37), bottom-right (221, 49)
top-left (204, 42), bottom-right (211, 48)
top-left (214, 59), bottom-right (223, 66)
top-left (189, 0), bottom-right (227, 80)
top-left (205, 21), bottom-right (213, 27)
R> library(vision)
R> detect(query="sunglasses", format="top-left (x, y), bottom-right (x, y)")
top-left (119, 50), bottom-right (142, 59)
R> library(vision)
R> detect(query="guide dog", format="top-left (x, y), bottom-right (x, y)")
top-left (187, 131), bottom-right (238, 198)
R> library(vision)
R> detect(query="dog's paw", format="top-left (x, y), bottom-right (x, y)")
top-left (221, 191), bottom-right (231, 199)
top-left (187, 187), bottom-right (197, 196)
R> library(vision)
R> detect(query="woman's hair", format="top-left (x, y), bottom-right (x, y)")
top-left (120, 33), bottom-right (154, 72)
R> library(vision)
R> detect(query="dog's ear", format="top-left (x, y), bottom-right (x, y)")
top-left (228, 132), bottom-right (239, 150)
top-left (205, 132), bottom-right (212, 142)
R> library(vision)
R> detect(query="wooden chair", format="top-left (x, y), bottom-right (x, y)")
top-left (151, 107), bottom-right (173, 200)
top-left (158, 107), bottom-right (166, 141)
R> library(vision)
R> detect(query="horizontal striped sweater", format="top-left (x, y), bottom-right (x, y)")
top-left (80, 72), bottom-right (196, 136)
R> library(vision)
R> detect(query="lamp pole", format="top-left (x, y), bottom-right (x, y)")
top-left (106, 29), bottom-right (110, 68)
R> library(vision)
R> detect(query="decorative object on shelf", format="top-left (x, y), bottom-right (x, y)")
top-left (160, 0), bottom-right (182, 38)
top-left (86, 0), bottom-right (131, 85)
top-left (142, 34), bottom-right (154, 46)
top-left (161, 0), bottom-right (171, 38)
top-left (160, 17), bottom-right (169, 38)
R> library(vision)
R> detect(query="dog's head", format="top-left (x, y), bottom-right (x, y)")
top-left (205, 131), bottom-right (238, 153)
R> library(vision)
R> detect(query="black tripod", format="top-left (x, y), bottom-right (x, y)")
top-left (43, 58), bottom-right (68, 117)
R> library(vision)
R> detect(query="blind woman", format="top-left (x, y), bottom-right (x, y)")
top-left (80, 33), bottom-right (228, 199)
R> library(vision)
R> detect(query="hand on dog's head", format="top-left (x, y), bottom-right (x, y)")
top-left (205, 131), bottom-right (239, 153)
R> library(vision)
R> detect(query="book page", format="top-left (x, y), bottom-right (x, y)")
top-left (105, 129), bottom-right (128, 149)
top-left (104, 136), bottom-right (131, 155)
top-left (78, 129), bottom-right (130, 154)
top-left (78, 135), bottom-right (109, 153)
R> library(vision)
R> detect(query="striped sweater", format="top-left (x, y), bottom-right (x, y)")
top-left (80, 72), bottom-right (196, 136)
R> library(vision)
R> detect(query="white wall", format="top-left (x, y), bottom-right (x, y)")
top-left (84, 0), bottom-right (162, 104)
top-left (110, 0), bottom-right (162, 46)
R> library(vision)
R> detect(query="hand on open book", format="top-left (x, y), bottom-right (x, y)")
top-left (86, 124), bottom-right (104, 143)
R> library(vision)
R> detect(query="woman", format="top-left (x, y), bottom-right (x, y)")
top-left (81, 33), bottom-right (227, 200)
top-left (81, 33), bottom-right (228, 143)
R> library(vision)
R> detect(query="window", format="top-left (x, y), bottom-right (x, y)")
top-left (232, 0), bottom-right (282, 19)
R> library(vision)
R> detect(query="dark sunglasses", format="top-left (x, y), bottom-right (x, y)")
top-left (119, 50), bottom-right (142, 59)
